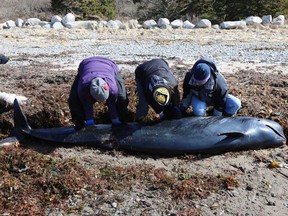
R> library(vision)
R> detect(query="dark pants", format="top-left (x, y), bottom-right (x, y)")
top-left (114, 73), bottom-right (129, 122)
top-left (68, 73), bottom-right (129, 128)
top-left (68, 73), bottom-right (86, 129)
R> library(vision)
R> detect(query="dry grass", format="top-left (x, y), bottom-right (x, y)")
top-left (0, 146), bottom-right (239, 215)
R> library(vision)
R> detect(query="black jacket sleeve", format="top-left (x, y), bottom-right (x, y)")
top-left (213, 73), bottom-right (228, 112)
top-left (182, 71), bottom-right (193, 99)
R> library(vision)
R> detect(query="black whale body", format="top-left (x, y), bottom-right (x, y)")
top-left (13, 99), bottom-right (286, 155)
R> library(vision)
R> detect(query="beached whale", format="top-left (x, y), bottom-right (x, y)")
top-left (12, 99), bottom-right (286, 155)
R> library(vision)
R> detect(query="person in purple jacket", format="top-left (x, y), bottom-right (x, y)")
top-left (68, 56), bottom-right (129, 129)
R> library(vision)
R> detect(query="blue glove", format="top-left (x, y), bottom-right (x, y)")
top-left (85, 119), bottom-right (95, 126)
top-left (112, 118), bottom-right (122, 125)
top-left (213, 109), bottom-right (223, 116)
top-left (174, 107), bottom-right (180, 112)
top-left (159, 111), bottom-right (165, 120)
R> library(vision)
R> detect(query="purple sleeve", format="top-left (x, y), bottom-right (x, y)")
top-left (77, 56), bottom-right (120, 120)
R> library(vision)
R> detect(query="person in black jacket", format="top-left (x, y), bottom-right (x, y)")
top-left (135, 58), bottom-right (182, 121)
top-left (181, 58), bottom-right (241, 117)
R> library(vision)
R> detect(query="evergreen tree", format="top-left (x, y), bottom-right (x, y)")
top-left (51, 0), bottom-right (116, 20)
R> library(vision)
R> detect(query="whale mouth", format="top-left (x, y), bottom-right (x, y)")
top-left (265, 124), bottom-right (286, 144)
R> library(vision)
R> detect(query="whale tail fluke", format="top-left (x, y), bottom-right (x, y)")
top-left (10, 99), bottom-right (31, 141)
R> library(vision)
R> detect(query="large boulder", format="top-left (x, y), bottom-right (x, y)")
top-left (183, 20), bottom-right (195, 29)
top-left (262, 15), bottom-right (272, 25)
top-left (157, 18), bottom-right (170, 29)
top-left (15, 18), bottom-right (24, 27)
top-left (220, 21), bottom-right (246, 29)
top-left (171, 19), bottom-right (183, 28)
top-left (142, 19), bottom-right (157, 29)
top-left (272, 15), bottom-right (285, 25)
top-left (246, 16), bottom-right (262, 25)
top-left (23, 18), bottom-right (41, 27)
top-left (65, 21), bottom-right (98, 30)
top-left (6, 20), bottom-right (16, 28)
top-left (51, 15), bottom-right (62, 25)
top-left (195, 19), bottom-right (211, 28)
top-left (61, 13), bottom-right (75, 27)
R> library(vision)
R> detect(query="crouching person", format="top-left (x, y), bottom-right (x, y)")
top-left (181, 58), bottom-right (241, 117)
top-left (135, 58), bottom-right (182, 122)
top-left (68, 56), bottom-right (129, 130)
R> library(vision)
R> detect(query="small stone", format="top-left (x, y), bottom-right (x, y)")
top-left (111, 202), bottom-right (117, 208)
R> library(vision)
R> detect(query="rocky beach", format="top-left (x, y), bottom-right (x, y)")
top-left (0, 25), bottom-right (287, 215)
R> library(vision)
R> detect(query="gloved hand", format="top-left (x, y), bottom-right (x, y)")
top-left (112, 118), bottom-right (123, 125)
top-left (213, 109), bottom-right (223, 117)
top-left (159, 111), bottom-right (165, 120)
top-left (85, 119), bottom-right (95, 126)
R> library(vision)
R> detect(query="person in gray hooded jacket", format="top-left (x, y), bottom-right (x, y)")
top-left (181, 58), bottom-right (241, 117)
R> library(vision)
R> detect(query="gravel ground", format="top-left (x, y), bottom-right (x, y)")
top-left (1, 26), bottom-right (288, 73)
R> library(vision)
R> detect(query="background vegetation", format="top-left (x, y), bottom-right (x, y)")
top-left (0, 0), bottom-right (287, 23)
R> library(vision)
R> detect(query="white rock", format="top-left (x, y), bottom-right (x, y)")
top-left (51, 15), bottom-right (62, 24)
top-left (262, 15), bottom-right (272, 25)
top-left (65, 21), bottom-right (98, 30)
top-left (24, 18), bottom-right (41, 27)
top-left (15, 18), bottom-right (24, 27)
top-left (158, 18), bottom-right (170, 29)
top-left (61, 13), bottom-right (75, 26)
top-left (6, 20), bottom-right (16, 28)
top-left (212, 24), bottom-right (220, 29)
top-left (52, 22), bottom-right (64, 29)
top-left (142, 19), bottom-right (157, 29)
top-left (220, 21), bottom-right (246, 29)
top-left (195, 19), bottom-right (211, 28)
top-left (107, 20), bottom-right (120, 29)
top-left (171, 19), bottom-right (183, 28)
top-left (39, 21), bottom-right (50, 27)
top-left (246, 16), bottom-right (262, 25)
top-left (272, 15), bottom-right (285, 25)
top-left (42, 23), bottom-right (52, 28)
top-left (98, 20), bottom-right (108, 28)
top-left (183, 20), bottom-right (195, 29)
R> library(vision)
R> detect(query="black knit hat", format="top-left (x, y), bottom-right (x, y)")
top-left (189, 63), bottom-right (211, 86)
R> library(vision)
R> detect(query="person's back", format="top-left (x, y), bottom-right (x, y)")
top-left (135, 58), bottom-right (181, 121)
top-left (68, 56), bottom-right (129, 129)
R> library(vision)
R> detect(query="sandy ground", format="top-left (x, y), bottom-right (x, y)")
top-left (0, 26), bottom-right (287, 215)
